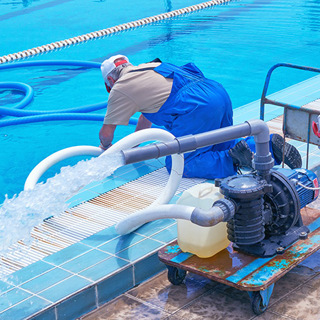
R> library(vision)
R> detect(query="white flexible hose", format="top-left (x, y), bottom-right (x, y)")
top-left (116, 204), bottom-right (195, 235)
top-left (24, 146), bottom-right (103, 190)
top-left (102, 129), bottom-right (184, 206)
top-left (24, 128), bottom-right (184, 209)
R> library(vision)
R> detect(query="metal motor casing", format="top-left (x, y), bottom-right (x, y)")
top-left (216, 168), bottom-right (319, 257)
top-left (276, 168), bottom-right (319, 208)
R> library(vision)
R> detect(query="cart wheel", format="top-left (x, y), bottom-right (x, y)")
top-left (251, 291), bottom-right (268, 315)
top-left (167, 265), bottom-right (186, 285)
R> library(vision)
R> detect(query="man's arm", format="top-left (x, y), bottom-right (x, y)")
top-left (99, 124), bottom-right (117, 150)
top-left (135, 114), bottom-right (152, 132)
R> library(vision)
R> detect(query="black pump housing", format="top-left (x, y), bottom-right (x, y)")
top-left (215, 168), bottom-right (317, 257)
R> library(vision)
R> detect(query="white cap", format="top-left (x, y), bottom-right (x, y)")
top-left (101, 55), bottom-right (130, 83)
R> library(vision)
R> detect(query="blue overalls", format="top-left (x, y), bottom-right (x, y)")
top-left (142, 62), bottom-right (278, 179)
top-left (142, 62), bottom-right (238, 179)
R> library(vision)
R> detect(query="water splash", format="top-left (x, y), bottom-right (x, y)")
top-left (0, 152), bottom-right (124, 255)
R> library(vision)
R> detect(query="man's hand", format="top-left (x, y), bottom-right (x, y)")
top-left (99, 124), bottom-right (116, 150)
top-left (99, 142), bottom-right (112, 150)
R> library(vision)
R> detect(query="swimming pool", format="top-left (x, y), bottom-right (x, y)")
top-left (1, 0), bottom-right (320, 202)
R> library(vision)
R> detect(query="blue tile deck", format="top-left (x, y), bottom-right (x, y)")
top-left (43, 242), bottom-right (92, 266)
top-left (116, 238), bottom-right (164, 261)
top-left (0, 295), bottom-right (51, 320)
top-left (40, 275), bottom-right (92, 303)
top-left (0, 280), bottom-right (13, 294)
top-left (134, 252), bottom-right (167, 285)
top-left (149, 224), bottom-right (178, 243)
top-left (20, 268), bottom-right (73, 294)
top-left (7, 261), bottom-right (54, 286)
top-left (60, 249), bottom-right (111, 274)
top-left (135, 218), bottom-right (176, 237)
top-left (1, 75), bottom-right (320, 320)
top-left (97, 233), bottom-right (146, 255)
top-left (0, 287), bottom-right (31, 313)
top-left (96, 266), bottom-right (134, 305)
top-left (55, 286), bottom-right (96, 320)
top-left (79, 225), bottom-right (119, 247)
top-left (78, 256), bottom-right (131, 282)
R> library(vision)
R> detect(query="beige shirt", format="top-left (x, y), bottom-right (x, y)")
top-left (104, 62), bottom-right (173, 125)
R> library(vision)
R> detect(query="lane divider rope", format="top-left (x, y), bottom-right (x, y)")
top-left (0, 0), bottom-right (231, 64)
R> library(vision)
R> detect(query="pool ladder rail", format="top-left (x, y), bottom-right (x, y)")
top-left (260, 62), bottom-right (320, 168)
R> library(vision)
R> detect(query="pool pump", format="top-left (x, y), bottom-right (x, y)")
top-left (215, 167), bottom-right (319, 257)
top-left (116, 120), bottom-right (320, 258)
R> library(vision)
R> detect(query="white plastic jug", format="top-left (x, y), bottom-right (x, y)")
top-left (177, 183), bottom-right (230, 258)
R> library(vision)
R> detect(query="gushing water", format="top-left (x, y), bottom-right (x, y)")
top-left (0, 152), bottom-right (124, 255)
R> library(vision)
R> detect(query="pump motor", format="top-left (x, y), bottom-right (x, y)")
top-left (215, 168), bottom-right (319, 257)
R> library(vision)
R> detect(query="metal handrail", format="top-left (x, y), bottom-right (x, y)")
top-left (260, 63), bottom-right (320, 121)
top-left (260, 63), bottom-right (320, 169)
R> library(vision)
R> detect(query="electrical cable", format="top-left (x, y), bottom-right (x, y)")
top-left (296, 182), bottom-right (320, 191)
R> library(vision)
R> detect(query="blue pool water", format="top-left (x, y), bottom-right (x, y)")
top-left (1, 0), bottom-right (320, 202)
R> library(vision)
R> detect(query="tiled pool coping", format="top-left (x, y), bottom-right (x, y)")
top-left (1, 74), bottom-right (320, 320)
top-left (0, 225), bottom-right (178, 320)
